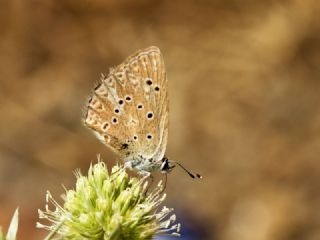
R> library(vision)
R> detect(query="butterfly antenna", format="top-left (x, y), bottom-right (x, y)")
top-left (170, 161), bottom-right (202, 179)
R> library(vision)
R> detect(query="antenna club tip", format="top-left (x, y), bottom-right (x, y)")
top-left (189, 173), bottom-right (195, 178)
top-left (196, 174), bottom-right (202, 179)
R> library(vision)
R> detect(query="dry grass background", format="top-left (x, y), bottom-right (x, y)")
top-left (1, 0), bottom-right (320, 239)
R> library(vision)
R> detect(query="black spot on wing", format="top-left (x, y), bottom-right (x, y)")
top-left (121, 143), bottom-right (129, 149)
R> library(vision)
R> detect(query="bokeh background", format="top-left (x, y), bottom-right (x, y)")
top-left (1, 0), bottom-right (320, 239)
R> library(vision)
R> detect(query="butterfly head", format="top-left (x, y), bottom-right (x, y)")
top-left (160, 156), bottom-right (176, 174)
top-left (160, 156), bottom-right (202, 179)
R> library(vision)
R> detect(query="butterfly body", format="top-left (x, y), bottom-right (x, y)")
top-left (84, 46), bottom-right (169, 177)
top-left (126, 157), bottom-right (162, 173)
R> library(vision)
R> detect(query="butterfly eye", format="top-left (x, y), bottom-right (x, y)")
top-left (146, 112), bottom-right (154, 120)
top-left (146, 134), bottom-right (153, 140)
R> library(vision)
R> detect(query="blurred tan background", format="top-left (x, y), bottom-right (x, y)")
top-left (1, 0), bottom-right (320, 239)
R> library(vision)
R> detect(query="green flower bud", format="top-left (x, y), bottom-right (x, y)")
top-left (37, 160), bottom-right (180, 239)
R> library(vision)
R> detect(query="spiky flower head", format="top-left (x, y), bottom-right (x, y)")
top-left (37, 160), bottom-right (180, 239)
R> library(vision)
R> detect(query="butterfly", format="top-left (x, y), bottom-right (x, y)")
top-left (83, 46), bottom-right (201, 180)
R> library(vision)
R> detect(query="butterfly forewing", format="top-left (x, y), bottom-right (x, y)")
top-left (84, 46), bottom-right (168, 167)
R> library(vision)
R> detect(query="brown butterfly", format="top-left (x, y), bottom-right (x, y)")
top-left (83, 46), bottom-right (201, 181)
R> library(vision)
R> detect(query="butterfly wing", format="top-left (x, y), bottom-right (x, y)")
top-left (83, 46), bottom-right (168, 165)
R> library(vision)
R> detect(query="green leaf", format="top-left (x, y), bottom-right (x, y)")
top-left (6, 208), bottom-right (19, 240)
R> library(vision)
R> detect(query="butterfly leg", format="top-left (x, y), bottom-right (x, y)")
top-left (160, 173), bottom-right (167, 194)
top-left (139, 170), bottom-right (151, 181)
top-left (124, 161), bottom-right (134, 171)
top-left (138, 170), bottom-right (154, 196)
